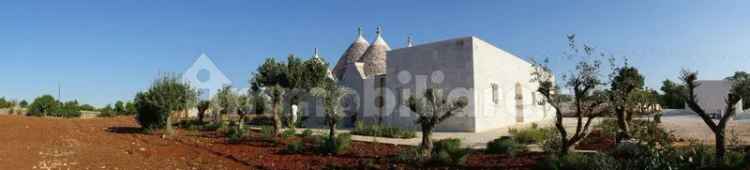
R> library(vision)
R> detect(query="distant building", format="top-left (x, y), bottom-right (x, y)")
top-left (686, 80), bottom-right (744, 118)
top-left (304, 27), bottom-right (554, 132)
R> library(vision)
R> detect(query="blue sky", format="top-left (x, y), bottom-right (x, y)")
top-left (1, 1), bottom-right (749, 106)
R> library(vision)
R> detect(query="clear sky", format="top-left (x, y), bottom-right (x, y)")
top-left (1, 1), bottom-right (749, 106)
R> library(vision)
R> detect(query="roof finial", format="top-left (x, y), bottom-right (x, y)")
top-left (357, 26), bottom-right (363, 37)
top-left (313, 48), bottom-right (320, 58)
top-left (407, 35), bottom-right (414, 47)
top-left (376, 25), bottom-right (382, 35)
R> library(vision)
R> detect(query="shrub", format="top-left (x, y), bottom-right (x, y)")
top-left (175, 119), bottom-right (205, 131)
top-left (300, 129), bottom-right (313, 138)
top-left (134, 75), bottom-right (198, 131)
top-left (542, 130), bottom-right (562, 154)
top-left (281, 129), bottom-right (297, 140)
top-left (27, 95), bottom-right (58, 117)
top-left (260, 125), bottom-right (276, 142)
top-left (284, 140), bottom-right (305, 154)
top-left (316, 133), bottom-right (352, 155)
top-left (203, 122), bottom-right (225, 131)
top-left (509, 126), bottom-right (552, 144)
top-left (431, 138), bottom-right (470, 166)
top-left (351, 121), bottom-right (416, 139)
top-left (395, 147), bottom-right (425, 163)
top-left (486, 136), bottom-right (525, 155)
top-left (225, 123), bottom-right (248, 143)
top-left (593, 119), bottom-right (619, 138)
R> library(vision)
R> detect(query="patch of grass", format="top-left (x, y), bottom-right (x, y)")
top-left (432, 138), bottom-right (470, 166)
top-left (508, 126), bottom-right (553, 144)
top-left (351, 121), bottom-right (416, 139)
top-left (225, 123), bottom-right (248, 143)
top-left (281, 129), bottom-right (296, 140)
top-left (299, 129), bottom-right (313, 138)
top-left (316, 133), bottom-right (352, 155)
top-left (486, 136), bottom-right (525, 156)
top-left (259, 125), bottom-right (276, 142)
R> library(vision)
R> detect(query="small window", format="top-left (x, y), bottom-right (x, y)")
top-left (491, 83), bottom-right (499, 104)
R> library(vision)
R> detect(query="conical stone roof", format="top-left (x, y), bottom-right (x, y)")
top-left (332, 27), bottom-right (370, 79)
top-left (359, 27), bottom-right (390, 77)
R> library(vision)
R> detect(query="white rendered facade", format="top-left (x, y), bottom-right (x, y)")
top-left (319, 31), bottom-right (554, 132)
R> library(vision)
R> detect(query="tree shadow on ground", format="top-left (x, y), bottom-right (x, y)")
top-left (106, 127), bottom-right (144, 134)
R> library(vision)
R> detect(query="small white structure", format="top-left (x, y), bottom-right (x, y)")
top-left (686, 80), bottom-right (744, 118)
top-left (306, 27), bottom-right (554, 132)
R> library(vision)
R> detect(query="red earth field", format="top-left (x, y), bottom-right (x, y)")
top-left (0, 115), bottom-right (545, 170)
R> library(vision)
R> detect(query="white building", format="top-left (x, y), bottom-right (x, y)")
top-left (308, 27), bottom-right (554, 132)
top-left (687, 80), bottom-right (744, 118)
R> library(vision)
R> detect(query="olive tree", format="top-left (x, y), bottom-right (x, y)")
top-left (28, 95), bottom-right (58, 117)
top-left (407, 87), bottom-right (468, 158)
top-left (210, 86), bottom-right (239, 123)
top-left (681, 70), bottom-right (741, 164)
top-left (310, 80), bottom-right (347, 139)
top-left (531, 34), bottom-right (608, 156)
top-left (196, 100), bottom-right (210, 123)
top-left (134, 75), bottom-right (198, 133)
top-left (609, 65), bottom-right (644, 141)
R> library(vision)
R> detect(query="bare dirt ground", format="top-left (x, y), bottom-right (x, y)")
top-left (0, 115), bottom-right (247, 170)
top-left (0, 115), bottom-right (545, 170)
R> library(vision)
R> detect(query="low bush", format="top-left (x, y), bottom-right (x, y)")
top-left (175, 119), bottom-right (207, 131)
top-left (486, 136), bottom-right (525, 155)
top-left (533, 153), bottom-right (617, 170)
top-left (283, 140), bottom-right (305, 154)
top-left (203, 122), bottom-right (225, 131)
top-left (351, 121), bottom-right (416, 139)
top-left (281, 129), bottom-right (296, 140)
top-left (225, 123), bottom-right (248, 143)
top-left (508, 126), bottom-right (552, 144)
top-left (316, 133), bottom-right (352, 155)
top-left (395, 147), bottom-right (425, 163)
top-left (431, 138), bottom-right (470, 166)
top-left (299, 129), bottom-right (313, 138)
top-left (260, 125), bottom-right (276, 142)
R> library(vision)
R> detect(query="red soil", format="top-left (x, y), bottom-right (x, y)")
top-left (0, 115), bottom-right (544, 170)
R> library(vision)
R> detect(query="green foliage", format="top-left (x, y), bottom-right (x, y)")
top-left (486, 136), bottom-right (525, 155)
top-left (251, 55), bottom-right (330, 91)
top-left (27, 95), bottom-right (58, 116)
top-left (316, 133), bottom-right (352, 155)
top-left (300, 129), bottom-right (313, 138)
top-left (726, 71), bottom-right (750, 109)
top-left (98, 104), bottom-right (116, 117)
top-left (213, 86), bottom-right (240, 115)
top-left (114, 101), bottom-right (126, 113)
top-left (395, 147), bottom-right (426, 163)
top-left (79, 104), bottom-right (96, 111)
top-left (431, 138), bottom-right (470, 166)
top-left (594, 119), bottom-right (619, 138)
top-left (124, 102), bottom-right (136, 115)
top-left (542, 130), bottom-right (563, 154)
top-left (351, 121), bottom-right (416, 139)
top-left (51, 100), bottom-right (82, 118)
top-left (534, 153), bottom-right (618, 170)
top-left (134, 75), bottom-right (198, 131)
top-left (0, 97), bottom-right (14, 108)
top-left (508, 126), bottom-right (553, 144)
top-left (284, 140), bottom-right (305, 154)
top-left (19, 100), bottom-right (28, 108)
top-left (260, 125), bottom-right (276, 141)
top-left (281, 129), bottom-right (297, 140)
top-left (225, 122), bottom-right (248, 143)
top-left (659, 79), bottom-right (686, 109)
top-left (203, 122), bottom-right (225, 131)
